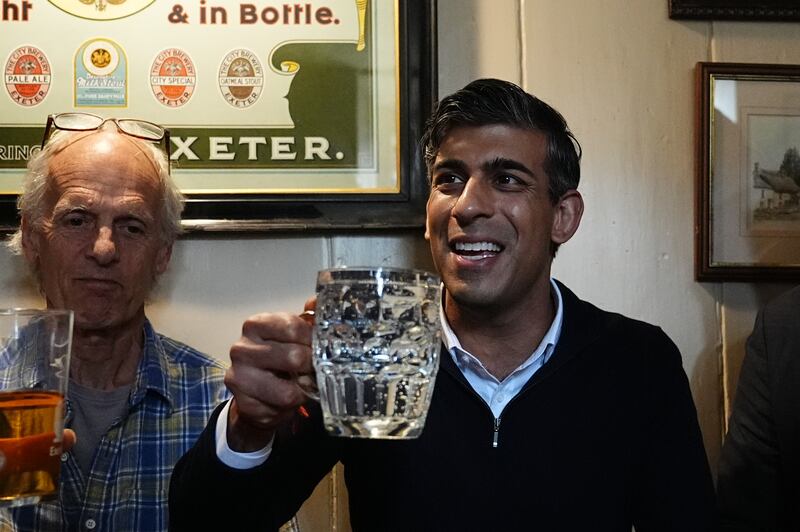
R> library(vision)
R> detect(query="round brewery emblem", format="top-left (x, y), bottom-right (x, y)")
top-left (4, 45), bottom-right (52, 107)
top-left (150, 48), bottom-right (196, 107)
top-left (83, 39), bottom-right (120, 76)
top-left (48, 0), bottom-right (155, 21)
top-left (218, 49), bottom-right (263, 109)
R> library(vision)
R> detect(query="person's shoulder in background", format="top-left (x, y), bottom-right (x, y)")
top-left (760, 285), bottom-right (800, 332)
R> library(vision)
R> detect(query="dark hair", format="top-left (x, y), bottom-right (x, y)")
top-left (420, 78), bottom-right (581, 203)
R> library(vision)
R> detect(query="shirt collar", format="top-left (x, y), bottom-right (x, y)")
top-left (129, 319), bottom-right (173, 411)
top-left (439, 278), bottom-right (564, 372)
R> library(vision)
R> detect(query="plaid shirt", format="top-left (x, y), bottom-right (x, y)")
top-left (1, 320), bottom-right (229, 532)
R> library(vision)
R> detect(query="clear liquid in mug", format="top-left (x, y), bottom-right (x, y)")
top-left (314, 272), bottom-right (441, 439)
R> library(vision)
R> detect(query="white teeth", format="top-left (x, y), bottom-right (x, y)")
top-left (454, 241), bottom-right (501, 252)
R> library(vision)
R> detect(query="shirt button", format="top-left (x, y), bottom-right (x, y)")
top-left (496, 394), bottom-right (505, 403)
top-left (85, 519), bottom-right (96, 530)
top-left (61, 453), bottom-right (69, 462)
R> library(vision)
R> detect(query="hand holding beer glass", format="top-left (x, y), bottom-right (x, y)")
top-left (0, 310), bottom-right (72, 508)
top-left (309, 267), bottom-right (441, 439)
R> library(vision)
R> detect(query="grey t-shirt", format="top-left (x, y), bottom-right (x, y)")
top-left (68, 380), bottom-right (131, 479)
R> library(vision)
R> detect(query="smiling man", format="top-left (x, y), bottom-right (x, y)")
top-left (169, 79), bottom-right (716, 531)
top-left (2, 115), bottom-right (228, 531)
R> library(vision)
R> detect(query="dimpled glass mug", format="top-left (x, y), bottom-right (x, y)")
top-left (311, 267), bottom-right (442, 439)
top-left (0, 309), bottom-right (73, 508)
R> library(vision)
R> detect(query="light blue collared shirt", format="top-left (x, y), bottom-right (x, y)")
top-left (440, 279), bottom-right (564, 419)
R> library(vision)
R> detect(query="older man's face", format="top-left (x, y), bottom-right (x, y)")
top-left (23, 131), bottom-right (172, 332)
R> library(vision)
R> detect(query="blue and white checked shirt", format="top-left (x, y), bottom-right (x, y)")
top-left (1, 320), bottom-right (229, 532)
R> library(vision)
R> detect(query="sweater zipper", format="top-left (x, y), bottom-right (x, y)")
top-left (442, 363), bottom-right (533, 450)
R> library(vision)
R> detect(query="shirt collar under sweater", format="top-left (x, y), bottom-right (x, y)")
top-left (439, 279), bottom-right (564, 418)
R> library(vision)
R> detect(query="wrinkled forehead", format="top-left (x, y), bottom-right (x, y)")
top-left (44, 130), bottom-right (163, 209)
top-left (49, 129), bottom-right (161, 171)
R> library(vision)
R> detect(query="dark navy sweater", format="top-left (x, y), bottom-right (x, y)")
top-left (170, 282), bottom-right (716, 531)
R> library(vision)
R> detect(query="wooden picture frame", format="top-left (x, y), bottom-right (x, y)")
top-left (0, 0), bottom-right (437, 233)
top-left (670, 1), bottom-right (800, 21)
top-left (695, 62), bottom-right (800, 282)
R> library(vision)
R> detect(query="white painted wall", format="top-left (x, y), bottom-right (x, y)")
top-left (3, 0), bottom-right (800, 527)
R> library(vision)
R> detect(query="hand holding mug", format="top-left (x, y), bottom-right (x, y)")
top-left (224, 308), bottom-right (315, 452)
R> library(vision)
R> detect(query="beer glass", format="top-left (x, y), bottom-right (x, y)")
top-left (312, 267), bottom-right (441, 439)
top-left (0, 309), bottom-right (73, 508)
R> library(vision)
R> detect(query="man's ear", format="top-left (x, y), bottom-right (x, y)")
top-left (551, 190), bottom-right (584, 246)
top-left (424, 195), bottom-right (432, 242)
top-left (20, 217), bottom-right (40, 266)
top-left (153, 243), bottom-right (173, 277)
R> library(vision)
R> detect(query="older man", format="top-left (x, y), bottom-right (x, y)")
top-left (169, 79), bottom-right (716, 531)
top-left (2, 114), bottom-right (228, 531)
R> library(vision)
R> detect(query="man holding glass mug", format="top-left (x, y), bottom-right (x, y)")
top-left (1, 114), bottom-right (228, 530)
top-left (170, 79), bottom-right (716, 530)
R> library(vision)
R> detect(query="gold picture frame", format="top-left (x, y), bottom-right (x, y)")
top-left (695, 62), bottom-right (800, 281)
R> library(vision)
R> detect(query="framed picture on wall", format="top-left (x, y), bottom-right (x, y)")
top-left (0, 0), bottom-right (436, 233)
top-left (670, 1), bottom-right (800, 21)
top-left (695, 62), bottom-right (800, 282)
